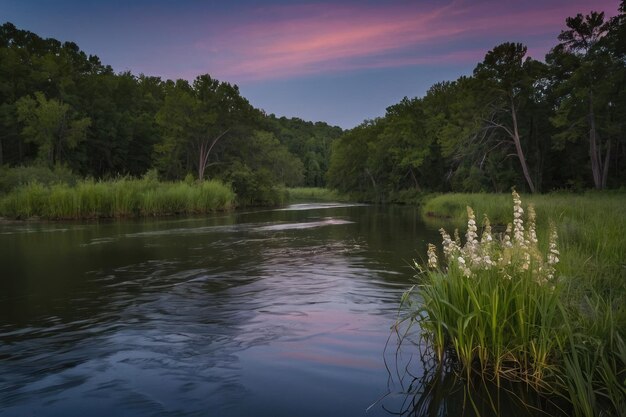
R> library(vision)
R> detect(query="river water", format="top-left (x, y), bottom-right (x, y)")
top-left (1, 203), bottom-right (448, 417)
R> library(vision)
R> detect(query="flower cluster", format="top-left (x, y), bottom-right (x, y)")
top-left (512, 190), bottom-right (525, 246)
top-left (546, 223), bottom-right (559, 280)
top-left (427, 243), bottom-right (438, 269)
top-left (425, 190), bottom-right (559, 285)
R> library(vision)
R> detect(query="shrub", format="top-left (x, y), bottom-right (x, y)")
top-left (0, 165), bottom-right (77, 195)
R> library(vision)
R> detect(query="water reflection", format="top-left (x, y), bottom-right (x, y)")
top-left (380, 328), bottom-right (570, 417)
top-left (1, 204), bottom-right (441, 416)
top-left (1, 204), bottom-right (567, 416)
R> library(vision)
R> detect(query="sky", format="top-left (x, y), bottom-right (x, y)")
top-left (1, 0), bottom-right (620, 129)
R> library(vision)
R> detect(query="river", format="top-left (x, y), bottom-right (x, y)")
top-left (1, 203), bottom-right (450, 416)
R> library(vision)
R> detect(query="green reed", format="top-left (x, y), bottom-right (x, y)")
top-left (403, 191), bottom-right (625, 417)
top-left (0, 177), bottom-right (235, 219)
top-left (422, 192), bottom-right (626, 319)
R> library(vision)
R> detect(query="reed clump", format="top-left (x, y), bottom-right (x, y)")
top-left (403, 190), bottom-right (625, 417)
top-left (0, 177), bottom-right (235, 219)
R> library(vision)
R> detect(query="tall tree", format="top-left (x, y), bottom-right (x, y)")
top-left (473, 42), bottom-right (543, 193)
top-left (16, 92), bottom-right (90, 167)
top-left (263, 115), bottom-right (342, 187)
top-left (327, 121), bottom-right (381, 195)
top-left (549, 12), bottom-right (616, 189)
top-left (377, 97), bottom-right (438, 192)
top-left (155, 75), bottom-right (256, 180)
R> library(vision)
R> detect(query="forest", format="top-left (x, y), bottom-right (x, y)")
top-left (0, 1), bottom-right (625, 207)
top-left (327, 3), bottom-right (626, 199)
top-left (0, 22), bottom-right (341, 205)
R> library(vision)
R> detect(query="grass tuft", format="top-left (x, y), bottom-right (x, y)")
top-left (401, 191), bottom-right (625, 417)
top-left (0, 177), bottom-right (235, 220)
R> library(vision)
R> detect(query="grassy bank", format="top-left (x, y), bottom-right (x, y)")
top-left (286, 187), bottom-right (350, 202)
top-left (401, 191), bottom-right (625, 417)
top-left (0, 177), bottom-right (235, 219)
top-left (422, 192), bottom-right (626, 296)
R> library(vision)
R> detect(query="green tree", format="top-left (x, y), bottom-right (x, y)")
top-left (16, 92), bottom-right (90, 167)
top-left (379, 97), bottom-right (440, 192)
top-left (327, 120), bottom-right (381, 195)
top-left (263, 115), bottom-right (342, 187)
top-left (422, 78), bottom-right (510, 192)
top-left (473, 42), bottom-right (545, 193)
top-left (549, 11), bottom-right (621, 189)
top-left (155, 75), bottom-right (256, 180)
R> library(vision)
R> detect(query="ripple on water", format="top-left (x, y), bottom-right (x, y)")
top-left (0, 205), bottom-right (426, 417)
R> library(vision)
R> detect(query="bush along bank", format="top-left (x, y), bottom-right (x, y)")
top-left (399, 190), bottom-right (625, 417)
top-left (0, 177), bottom-right (235, 220)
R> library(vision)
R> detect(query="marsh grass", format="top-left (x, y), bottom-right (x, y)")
top-left (403, 191), bottom-right (625, 417)
top-left (422, 192), bottom-right (626, 310)
top-left (0, 177), bottom-right (235, 219)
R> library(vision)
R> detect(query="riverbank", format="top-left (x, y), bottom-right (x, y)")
top-left (285, 187), bottom-right (351, 202)
top-left (403, 191), bottom-right (625, 417)
top-left (0, 183), bottom-right (357, 221)
top-left (420, 192), bottom-right (626, 294)
top-left (0, 178), bottom-right (235, 220)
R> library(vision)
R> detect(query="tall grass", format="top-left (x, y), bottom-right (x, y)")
top-left (402, 191), bottom-right (625, 417)
top-left (422, 192), bottom-right (626, 303)
top-left (0, 177), bottom-right (235, 219)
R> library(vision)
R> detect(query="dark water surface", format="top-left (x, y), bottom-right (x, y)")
top-left (1, 203), bottom-right (443, 417)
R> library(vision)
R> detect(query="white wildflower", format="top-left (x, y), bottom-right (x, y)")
top-left (527, 205), bottom-right (538, 247)
top-left (464, 207), bottom-right (480, 265)
top-left (427, 244), bottom-right (438, 269)
top-left (483, 255), bottom-right (493, 267)
top-left (457, 256), bottom-right (472, 277)
top-left (481, 215), bottom-right (493, 244)
top-left (440, 228), bottom-right (459, 258)
top-left (512, 190), bottom-right (525, 246)
top-left (466, 207), bottom-right (479, 247)
top-left (503, 223), bottom-right (513, 248)
top-left (546, 223), bottom-right (559, 281)
top-left (521, 252), bottom-right (531, 271)
top-left (547, 223), bottom-right (559, 266)
top-left (419, 191), bottom-right (559, 288)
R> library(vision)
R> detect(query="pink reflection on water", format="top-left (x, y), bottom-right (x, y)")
top-left (244, 308), bottom-right (390, 370)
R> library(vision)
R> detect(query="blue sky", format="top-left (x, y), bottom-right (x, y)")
top-left (1, 0), bottom-right (620, 128)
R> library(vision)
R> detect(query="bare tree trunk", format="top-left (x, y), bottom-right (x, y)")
top-left (408, 168), bottom-right (422, 191)
top-left (510, 99), bottom-right (536, 193)
top-left (197, 129), bottom-right (230, 180)
top-left (364, 168), bottom-right (377, 190)
top-left (198, 141), bottom-right (208, 180)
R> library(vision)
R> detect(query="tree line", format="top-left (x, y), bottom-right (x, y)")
top-left (0, 22), bottom-right (342, 203)
top-left (2, 2), bottom-right (624, 204)
top-left (328, 3), bottom-right (626, 198)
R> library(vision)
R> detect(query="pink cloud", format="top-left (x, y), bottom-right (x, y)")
top-left (191, 0), bottom-right (619, 81)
